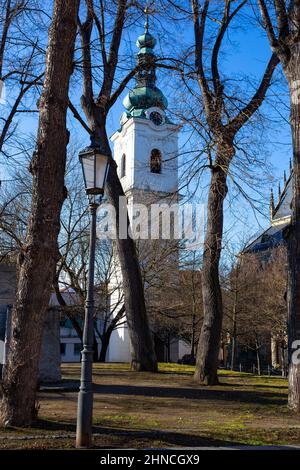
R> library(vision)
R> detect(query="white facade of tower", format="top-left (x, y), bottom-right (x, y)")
top-left (112, 107), bottom-right (178, 195)
top-left (106, 109), bottom-right (180, 363)
top-left (105, 23), bottom-right (190, 363)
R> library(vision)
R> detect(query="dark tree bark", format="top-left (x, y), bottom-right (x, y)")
top-left (98, 305), bottom-right (125, 362)
top-left (255, 340), bottom-right (261, 376)
top-left (287, 61), bottom-right (300, 407)
top-left (257, 0), bottom-right (300, 411)
top-left (230, 265), bottom-right (239, 371)
top-left (76, 0), bottom-right (157, 371)
top-left (99, 332), bottom-right (111, 362)
top-left (194, 146), bottom-right (230, 384)
top-left (0, 0), bottom-right (80, 426)
top-left (191, 0), bottom-right (279, 385)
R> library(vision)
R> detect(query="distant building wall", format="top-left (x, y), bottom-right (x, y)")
top-left (108, 324), bottom-right (131, 363)
top-left (0, 264), bottom-right (61, 382)
top-left (178, 340), bottom-right (190, 359)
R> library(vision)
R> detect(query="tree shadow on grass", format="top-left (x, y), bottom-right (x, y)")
top-left (40, 381), bottom-right (286, 406)
top-left (244, 384), bottom-right (288, 393)
top-left (90, 383), bottom-right (286, 406)
top-left (33, 418), bottom-right (244, 448)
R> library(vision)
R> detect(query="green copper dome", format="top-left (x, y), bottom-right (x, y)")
top-left (123, 86), bottom-right (168, 112)
top-left (122, 26), bottom-right (168, 115)
top-left (136, 31), bottom-right (156, 50)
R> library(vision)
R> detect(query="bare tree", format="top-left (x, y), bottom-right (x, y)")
top-left (256, 0), bottom-right (300, 411)
top-left (176, 0), bottom-right (279, 385)
top-left (223, 247), bottom-right (287, 373)
top-left (0, 1), bottom-right (46, 156)
top-left (0, 0), bottom-right (80, 426)
top-left (56, 177), bottom-right (127, 362)
top-left (72, 0), bottom-right (157, 371)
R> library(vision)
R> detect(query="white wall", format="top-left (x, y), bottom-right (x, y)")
top-left (108, 112), bottom-right (179, 364)
top-left (111, 114), bottom-right (178, 195)
top-left (179, 340), bottom-right (191, 360)
top-left (107, 325), bottom-right (131, 363)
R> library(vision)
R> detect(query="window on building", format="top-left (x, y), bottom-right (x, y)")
top-left (121, 153), bottom-right (126, 178)
top-left (150, 149), bottom-right (162, 174)
top-left (60, 343), bottom-right (66, 355)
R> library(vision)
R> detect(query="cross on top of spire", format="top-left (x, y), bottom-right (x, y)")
top-left (144, 2), bottom-right (157, 32)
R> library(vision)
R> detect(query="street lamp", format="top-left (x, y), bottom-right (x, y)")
top-left (76, 137), bottom-right (110, 448)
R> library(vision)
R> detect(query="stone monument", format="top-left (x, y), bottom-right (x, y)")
top-left (0, 264), bottom-right (61, 383)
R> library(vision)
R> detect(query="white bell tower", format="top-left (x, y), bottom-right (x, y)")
top-left (107, 22), bottom-right (179, 363)
top-left (111, 108), bottom-right (178, 197)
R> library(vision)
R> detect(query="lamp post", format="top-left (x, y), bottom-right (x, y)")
top-left (76, 137), bottom-right (110, 449)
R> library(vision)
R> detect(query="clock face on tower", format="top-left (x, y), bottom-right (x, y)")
top-left (149, 111), bottom-right (164, 126)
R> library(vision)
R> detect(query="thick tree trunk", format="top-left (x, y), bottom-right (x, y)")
top-left (194, 159), bottom-right (228, 385)
top-left (99, 331), bottom-right (112, 362)
top-left (287, 59), bottom-right (300, 411)
top-left (0, 0), bottom-right (79, 426)
top-left (105, 157), bottom-right (157, 371)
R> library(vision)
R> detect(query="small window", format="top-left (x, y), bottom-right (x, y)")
top-left (60, 343), bottom-right (66, 355)
top-left (150, 149), bottom-right (162, 174)
top-left (121, 153), bottom-right (126, 178)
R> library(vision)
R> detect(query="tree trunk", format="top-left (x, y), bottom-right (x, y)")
top-left (99, 330), bottom-right (112, 362)
top-left (255, 341), bottom-right (261, 376)
top-left (286, 55), bottom-right (300, 411)
top-left (230, 265), bottom-right (239, 370)
top-left (53, 277), bottom-right (83, 342)
top-left (93, 331), bottom-right (98, 361)
top-left (280, 345), bottom-right (286, 377)
top-left (106, 162), bottom-right (157, 371)
top-left (230, 335), bottom-right (236, 371)
top-left (271, 334), bottom-right (278, 368)
top-left (231, 287), bottom-right (238, 371)
top-left (194, 160), bottom-right (228, 385)
top-left (191, 311), bottom-right (196, 361)
top-left (0, 0), bottom-right (79, 426)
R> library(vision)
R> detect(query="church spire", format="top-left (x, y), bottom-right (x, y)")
top-left (122, 13), bottom-right (168, 117)
top-left (144, 5), bottom-right (150, 32)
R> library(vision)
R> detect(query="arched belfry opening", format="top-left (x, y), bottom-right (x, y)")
top-left (150, 148), bottom-right (162, 174)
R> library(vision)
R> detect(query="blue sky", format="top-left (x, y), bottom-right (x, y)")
top-left (0, 2), bottom-right (292, 257)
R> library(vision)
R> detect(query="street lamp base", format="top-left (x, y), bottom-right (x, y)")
top-left (76, 389), bottom-right (93, 448)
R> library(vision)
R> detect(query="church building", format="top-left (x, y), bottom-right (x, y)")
top-left (244, 165), bottom-right (292, 256)
top-left (106, 23), bottom-right (189, 363)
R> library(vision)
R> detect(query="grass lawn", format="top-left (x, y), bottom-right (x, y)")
top-left (0, 363), bottom-right (299, 449)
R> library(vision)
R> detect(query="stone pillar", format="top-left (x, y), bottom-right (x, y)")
top-left (38, 308), bottom-right (61, 383)
top-left (0, 265), bottom-right (16, 376)
top-left (0, 264), bottom-right (61, 383)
